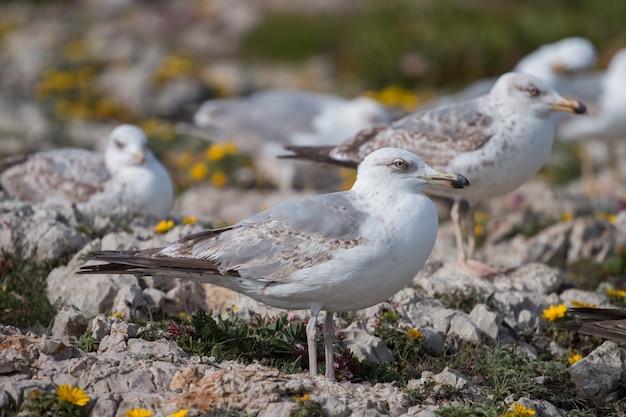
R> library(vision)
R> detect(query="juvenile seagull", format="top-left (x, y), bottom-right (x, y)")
top-left (0, 124), bottom-right (174, 219)
top-left (193, 89), bottom-right (390, 190)
top-left (80, 148), bottom-right (469, 380)
top-left (285, 73), bottom-right (587, 277)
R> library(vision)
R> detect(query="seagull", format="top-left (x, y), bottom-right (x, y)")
top-left (557, 48), bottom-right (626, 189)
top-left (192, 89), bottom-right (390, 190)
top-left (564, 307), bottom-right (626, 342)
top-left (79, 147), bottom-right (470, 380)
top-left (284, 73), bottom-right (587, 277)
top-left (0, 124), bottom-right (174, 219)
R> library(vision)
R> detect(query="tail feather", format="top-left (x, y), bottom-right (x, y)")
top-left (563, 307), bottom-right (626, 341)
top-left (79, 249), bottom-right (240, 277)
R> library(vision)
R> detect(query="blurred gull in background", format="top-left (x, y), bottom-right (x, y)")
top-left (557, 48), bottom-right (626, 189)
top-left (0, 124), bottom-right (174, 219)
top-left (192, 89), bottom-right (390, 190)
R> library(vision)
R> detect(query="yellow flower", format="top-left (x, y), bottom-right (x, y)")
top-left (56, 384), bottom-right (90, 407)
top-left (232, 305), bottom-right (239, 312)
top-left (211, 171), bottom-right (229, 188)
top-left (560, 212), bottom-right (574, 222)
top-left (171, 410), bottom-right (188, 417)
top-left (190, 163), bottom-right (208, 180)
top-left (501, 402), bottom-right (536, 417)
top-left (155, 219), bottom-right (175, 234)
top-left (206, 141), bottom-right (239, 161)
top-left (294, 394), bottom-right (311, 402)
top-left (182, 216), bottom-right (197, 225)
top-left (570, 300), bottom-right (597, 308)
top-left (608, 214), bottom-right (617, 225)
top-left (541, 304), bottom-right (567, 321)
top-left (474, 224), bottom-right (485, 237)
top-left (407, 328), bottom-right (423, 340)
top-left (125, 408), bottom-right (153, 417)
top-left (568, 353), bottom-right (583, 364)
top-left (110, 312), bottom-right (124, 319)
top-left (607, 286), bottom-right (626, 298)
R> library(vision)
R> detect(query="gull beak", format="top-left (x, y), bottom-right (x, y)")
top-left (132, 151), bottom-right (145, 165)
top-left (552, 62), bottom-right (568, 73)
top-left (551, 98), bottom-right (587, 115)
top-left (422, 170), bottom-right (470, 189)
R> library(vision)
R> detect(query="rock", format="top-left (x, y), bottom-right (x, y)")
top-left (569, 341), bottom-right (626, 402)
top-left (494, 263), bottom-right (571, 295)
top-left (341, 321), bottom-right (394, 363)
top-left (515, 397), bottom-right (566, 417)
top-left (0, 334), bottom-right (39, 373)
top-left (0, 202), bottom-right (90, 260)
top-left (566, 217), bottom-right (615, 264)
top-left (469, 304), bottom-right (503, 341)
top-left (448, 313), bottom-right (481, 343)
top-left (407, 367), bottom-right (485, 401)
top-left (1, 379), bottom-right (55, 407)
top-left (46, 240), bottom-right (142, 318)
top-left (257, 401), bottom-right (296, 417)
top-left (51, 304), bottom-right (88, 345)
top-left (92, 315), bottom-right (113, 341)
top-left (126, 339), bottom-right (189, 363)
top-left (559, 289), bottom-right (611, 308)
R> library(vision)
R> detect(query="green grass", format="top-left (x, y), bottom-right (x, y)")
top-left (0, 250), bottom-right (66, 332)
top-left (240, 0), bottom-right (626, 90)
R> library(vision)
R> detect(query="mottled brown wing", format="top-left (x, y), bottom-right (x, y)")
top-left (330, 100), bottom-right (494, 170)
top-left (0, 149), bottom-right (108, 203)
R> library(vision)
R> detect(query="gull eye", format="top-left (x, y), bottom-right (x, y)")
top-left (526, 86), bottom-right (540, 97)
top-left (392, 159), bottom-right (408, 170)
top-left (113, 139), bottom-right (124, 149)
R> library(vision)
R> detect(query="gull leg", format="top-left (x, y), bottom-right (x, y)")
top-left (466, 204), bottom-right (477, 258)
top-left (452, 201), bottom-right (499, 278)
top-left (323, 311), bottom-right (336, 381)
top-left (450, 201), bottom-right (467, 263)
top-left (306, 306), bottom-right (321, 377)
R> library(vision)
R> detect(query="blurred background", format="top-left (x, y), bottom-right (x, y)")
top-left (0, 0), bottom-right (625, 191)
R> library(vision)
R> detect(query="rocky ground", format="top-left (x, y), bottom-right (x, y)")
top-left (2, 174), bottom-right (626, 417)
top-left (2, 1), bottom-right (626, 416)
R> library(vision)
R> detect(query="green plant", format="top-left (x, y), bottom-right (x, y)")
top-left (0, 250), bottom-right (67, 332)
top-left (70, 331), bottom-right (99, 352)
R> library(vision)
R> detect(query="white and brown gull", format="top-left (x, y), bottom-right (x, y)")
top-left (79, 147), bottom-right (469, 380)
top-left (0, 124), bottom-right (174, 219)
top-left (285, 72), bottom-right (587, 277)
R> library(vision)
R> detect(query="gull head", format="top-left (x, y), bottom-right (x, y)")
top-left (354, 148), bottom-right (470, 193)
top-left (514, 37), bottom-right (596, 82)
top-left (105, 124), bottom-right (150, 173)
top-left (491, 72), bottom-right (586, 118)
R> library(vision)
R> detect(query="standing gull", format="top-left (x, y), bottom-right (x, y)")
top-left (79, 148), bottom-right (470, 380)
top-left (0, 124), bottom-right (174, 219)
top-left (285, 73), bottom-right (587, 277)
top-left (192, 89), bottom-right (390, 190)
